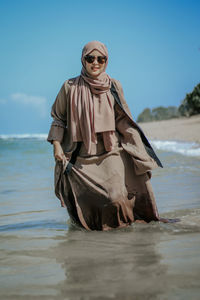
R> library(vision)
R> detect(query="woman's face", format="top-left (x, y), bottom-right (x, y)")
top-left (84, 50), bottom-right (106, 78)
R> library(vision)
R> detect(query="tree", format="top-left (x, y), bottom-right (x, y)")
top-left (137, 108), bottom-right (152, 122)
top-left (179, 83), bottom-right (200, 116)
top-left (137, 106), bottom-right (179, 122)
top-left (137, 83), bottom-right (200, 122)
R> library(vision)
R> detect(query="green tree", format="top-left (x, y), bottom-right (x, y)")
top-left (137, 108), bottom-right (152, 122)
top-left (179, 83), bottom-right (200, 116)
top-left (152, 106), bottom-right (179, 120)
top-left (137, 106), bottom-right (179, 122)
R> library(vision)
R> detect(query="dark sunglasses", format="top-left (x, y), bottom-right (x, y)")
top-left (84, 55), bottom-right (107, 64)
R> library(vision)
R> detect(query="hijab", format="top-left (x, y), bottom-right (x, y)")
top-left (70, 41), bottom-right (116, 154)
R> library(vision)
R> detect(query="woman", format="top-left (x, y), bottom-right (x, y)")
top-left (47, 41), bottom-right (172, 231)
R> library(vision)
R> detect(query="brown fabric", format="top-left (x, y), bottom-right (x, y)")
top-left (69, 41), bottom-right (115, 154)
top-left (47, 77), bottom-right (160, 230)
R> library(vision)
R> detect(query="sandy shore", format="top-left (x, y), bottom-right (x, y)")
top-left (138, 115), bottom-right (200, 144)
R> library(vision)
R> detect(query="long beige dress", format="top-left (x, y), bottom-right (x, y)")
top-left (47, 78), bottom-right (162, 231)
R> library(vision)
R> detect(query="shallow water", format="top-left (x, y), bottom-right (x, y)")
top-left (0, 137), bottom-right (200, 300)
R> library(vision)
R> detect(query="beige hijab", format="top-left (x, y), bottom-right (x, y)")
top-left (70, 41), bottom-right (116, 154)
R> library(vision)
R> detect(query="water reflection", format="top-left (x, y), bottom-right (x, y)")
top-left (55, 224), bottom-right (167, 300)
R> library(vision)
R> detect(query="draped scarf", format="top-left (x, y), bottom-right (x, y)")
top-left (70, 41), bottom-right (116, 154)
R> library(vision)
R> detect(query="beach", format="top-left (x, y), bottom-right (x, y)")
top-left (0, 126), bottom-right (200, 299)
top-left (139, 115), bottom-right (200, 143)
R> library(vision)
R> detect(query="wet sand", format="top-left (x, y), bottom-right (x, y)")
top-left (138, 115), bottom-right (200, 143)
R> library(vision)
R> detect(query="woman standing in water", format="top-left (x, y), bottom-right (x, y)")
top-left (47, 41), bottom-right (172, 231)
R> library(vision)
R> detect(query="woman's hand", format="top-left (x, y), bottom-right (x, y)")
top-left (53, 141), bottom-right (67, 162)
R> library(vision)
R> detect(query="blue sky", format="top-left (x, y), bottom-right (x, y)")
top-left (0, 0), bottom-right (199, 134)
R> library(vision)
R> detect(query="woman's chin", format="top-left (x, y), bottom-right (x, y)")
top-left (89, 73), bottom-right (99, 78)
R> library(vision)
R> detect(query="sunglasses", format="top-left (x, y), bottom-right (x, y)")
top-left (84, 55), bottom-right (107, 64)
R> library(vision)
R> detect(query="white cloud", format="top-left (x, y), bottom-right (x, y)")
top-left (11, 93), bottom-right (48, 117)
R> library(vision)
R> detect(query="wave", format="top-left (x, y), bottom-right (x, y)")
top-left (151, 140), bottom-right (200, 157)
top-left (1, 134), bottom-right (200, 157)
top-left (0, 133), bottom-right (48, 140)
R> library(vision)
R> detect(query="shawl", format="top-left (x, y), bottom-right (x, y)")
top-left (70, 41), bottom-right (116, 154)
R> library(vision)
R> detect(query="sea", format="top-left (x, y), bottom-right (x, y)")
top-left (0, 134), bottom-right (200, 300)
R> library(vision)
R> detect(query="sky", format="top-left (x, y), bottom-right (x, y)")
top-left (0, 0), bottom-right (199, 134)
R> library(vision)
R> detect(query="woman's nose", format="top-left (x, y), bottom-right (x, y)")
top-left (92, 58), bottom-right (99, 64)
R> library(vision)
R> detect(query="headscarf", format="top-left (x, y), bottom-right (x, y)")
top-left (70, 41), bottom-right (116, 154)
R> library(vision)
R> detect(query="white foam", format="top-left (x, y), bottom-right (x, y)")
top-left (151, 140), bottom-right (200, 157)
top-left (0, 133), bottom-right (48, 140)
top-left (1, 135), bottom-right (200, 157)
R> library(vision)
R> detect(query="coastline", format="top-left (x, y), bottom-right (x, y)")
top-left (138, 115), bottom-right (200, 144)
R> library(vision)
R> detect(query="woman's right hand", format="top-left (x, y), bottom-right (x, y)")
top-left (53, 141), bottom-right (66, 162)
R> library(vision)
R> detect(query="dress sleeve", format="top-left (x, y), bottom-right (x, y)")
top-left (113, 79), bottom-right (133, 119)
top-left (114, 82), bottom-right (158, 175)
top-left (47, 82), bottom-right (69, 144)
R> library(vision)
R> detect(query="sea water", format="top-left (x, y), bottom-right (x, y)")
top-left (0, 135), bottom-right (200, 300)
